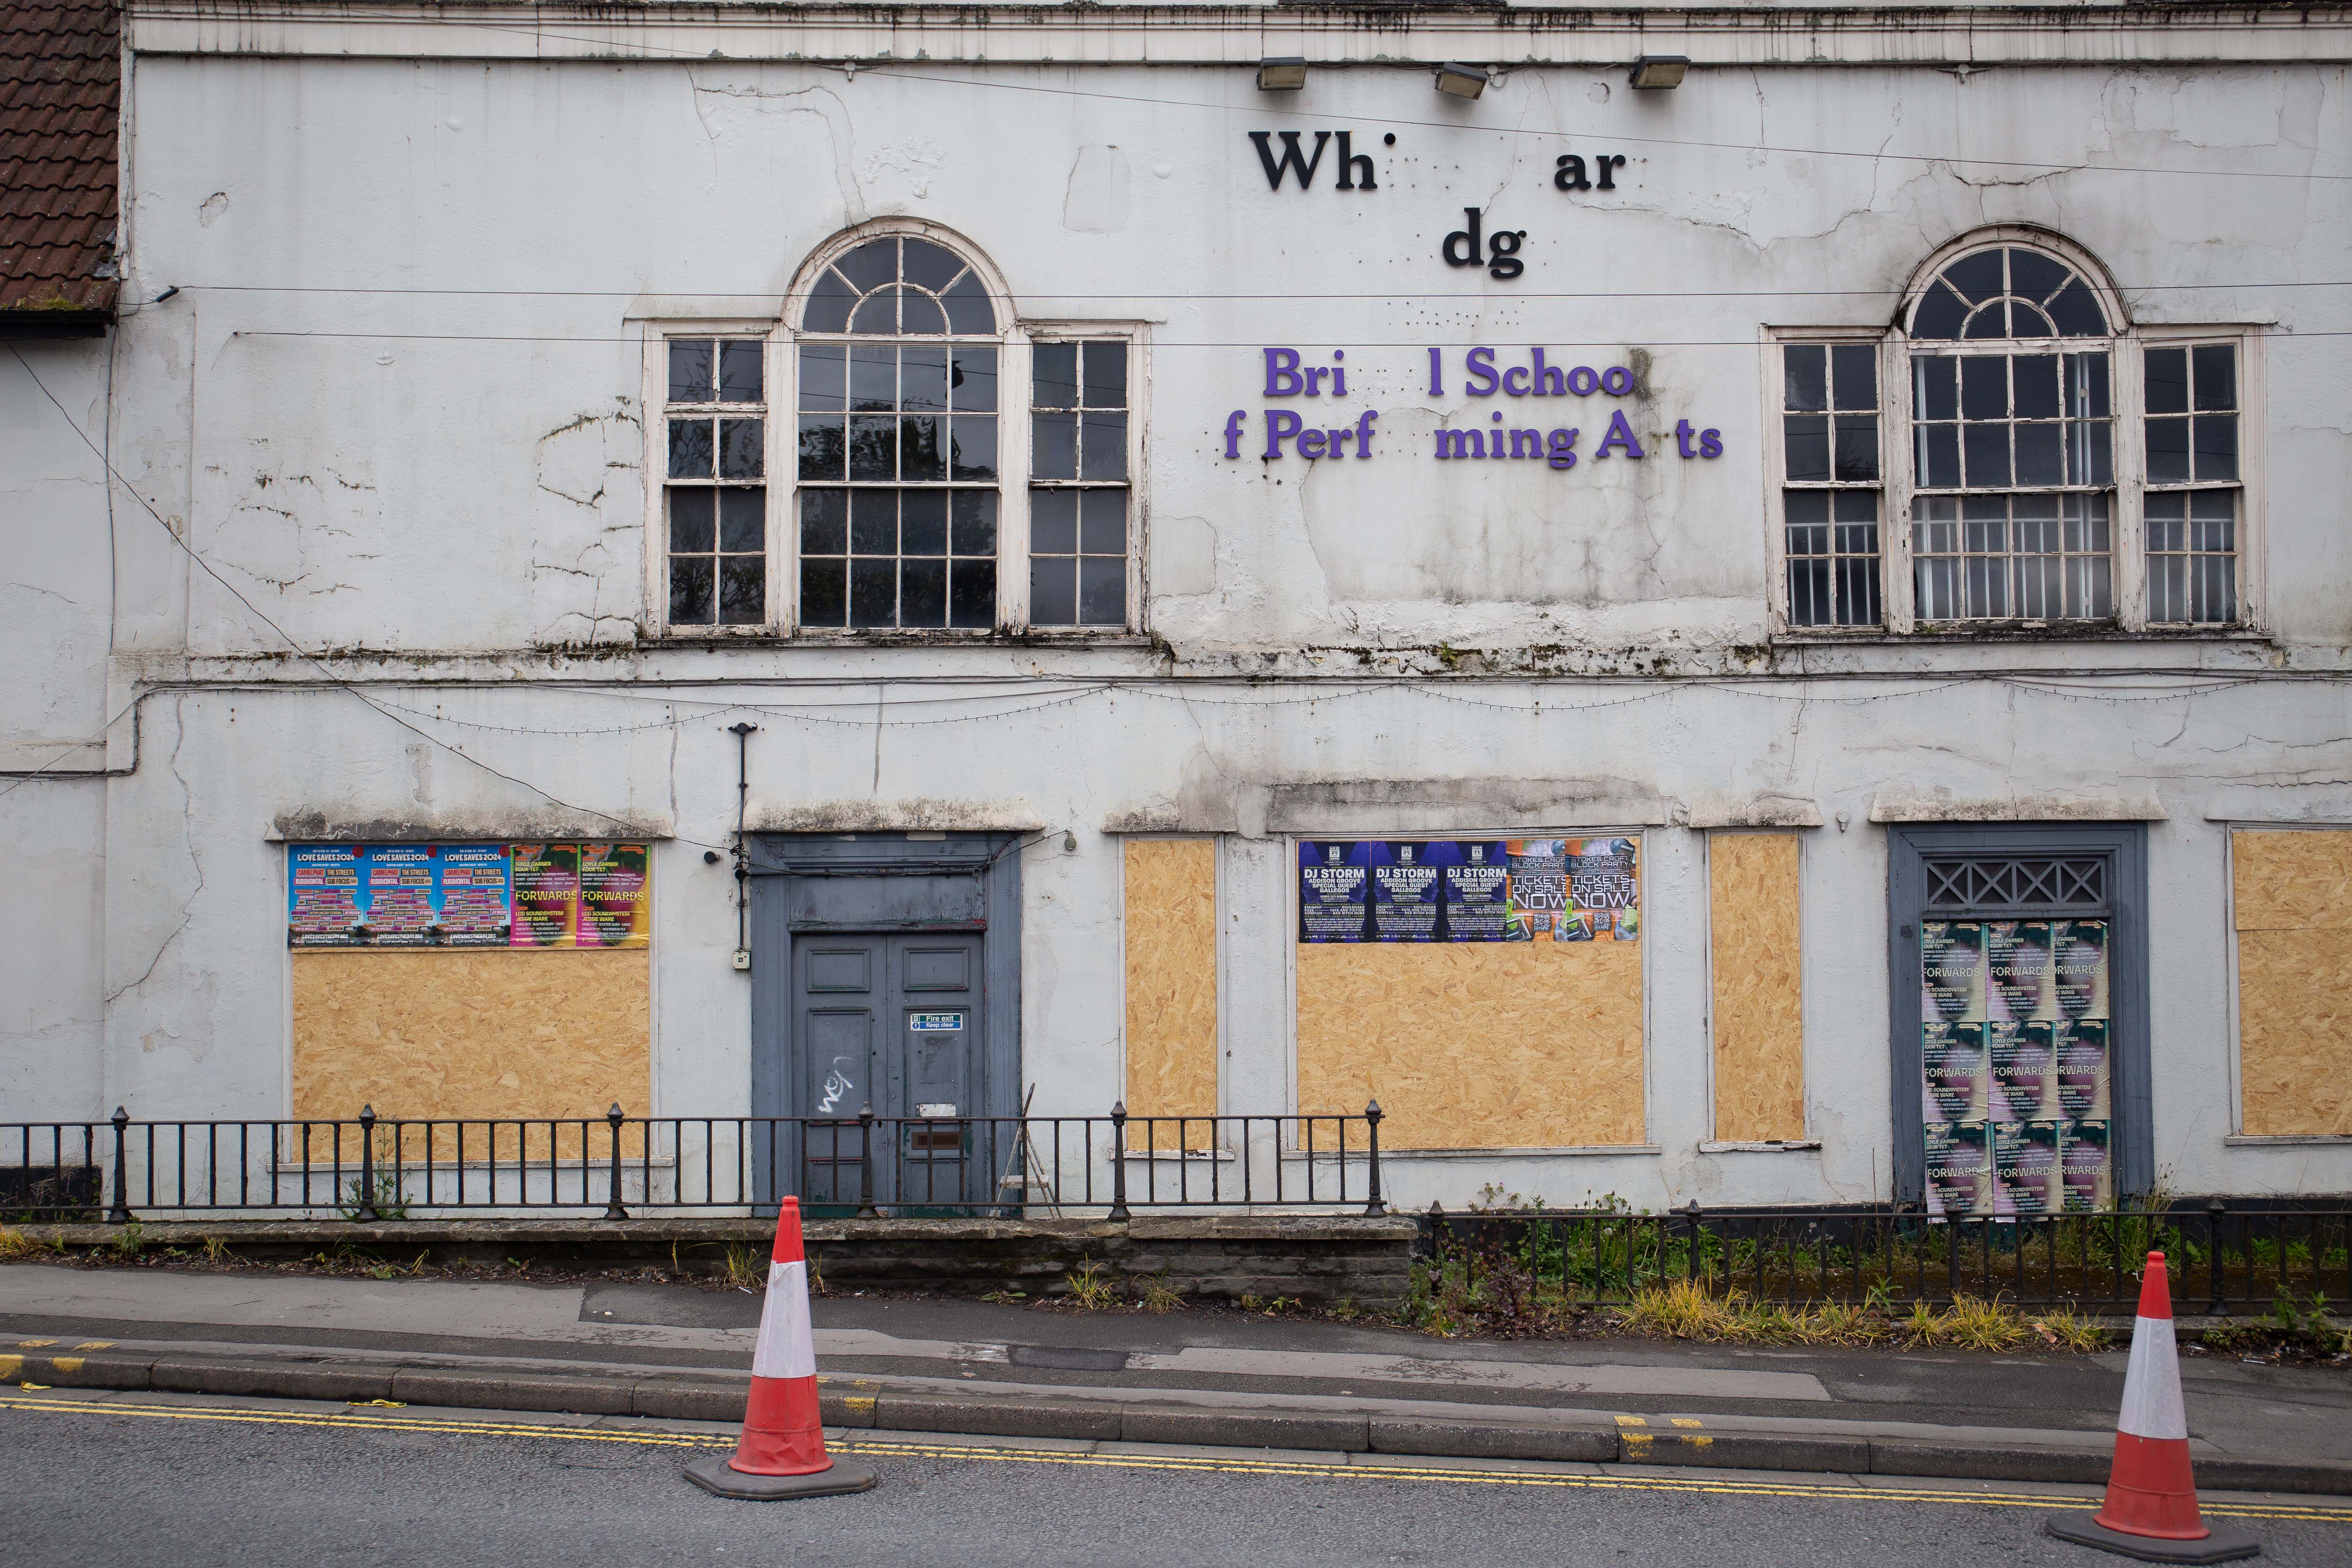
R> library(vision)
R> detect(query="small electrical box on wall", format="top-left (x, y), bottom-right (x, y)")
top-left (731, 949), bottom-right (752, 972)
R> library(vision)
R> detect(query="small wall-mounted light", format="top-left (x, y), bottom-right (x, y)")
top-left (1432, 62), bottom-right (1489, 100)
top-left (1256, 57), bottom-right (1307, 92)
top-left (1629, 55), bottom-right (1690, 90)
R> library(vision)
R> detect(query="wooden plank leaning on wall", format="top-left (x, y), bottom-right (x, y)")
top-left (1709, 832), bottom-right (1807, 1143)
top-left (1122, 839), bottom-right (1219, 1126)
top-left (2232, 830), bottom-right (2352, 1137)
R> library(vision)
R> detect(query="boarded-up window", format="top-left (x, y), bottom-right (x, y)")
top-left (1293, 836), bottom-right (1645, 1150)
top-left (1709, 833), bottom-right (1807, 1142)
top-left (2233, 830), bottom-right (2352, 1136)
top-left (1122, 839), bottom-right (1218, 1119)
top-left (291, 948), bottom-right (652, 1155)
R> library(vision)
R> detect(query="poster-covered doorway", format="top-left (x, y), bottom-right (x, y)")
top-left (1887, 824), bottom-right (2151, 1210)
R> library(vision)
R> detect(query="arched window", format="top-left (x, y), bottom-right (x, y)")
top-left (1771, 231), bottom-right (2251, 634)
top-left (793, 234), bottom-right (1004, 631)
top-left (1905, 244), bottom-right (2116, 622)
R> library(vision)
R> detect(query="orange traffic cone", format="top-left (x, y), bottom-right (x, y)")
top-left (686, 1197), bottom-right (877, 1500)
top-left (2046, 1251), bottom-right (2255, 1562)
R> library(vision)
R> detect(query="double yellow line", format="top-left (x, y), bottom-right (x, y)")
top-left (2, 1393), bottom-right (2346, 1526)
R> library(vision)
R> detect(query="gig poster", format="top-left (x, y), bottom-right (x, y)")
top-left (365, 844), bottom-right (439, 945)
top-left (1297, 840), bottom-right (1372, 942)
top-left (2054, 921), bottom-right (2110, 1020)
top-left (287, 844), bottom-right (367, 946)
top-left (1925, 1121), bottom-right (1991, 1218)
top-left (509, 843), bottom-right (581, 948)
top-left (1995, 1120), bottom-right (2061, 1217)
top-left (1922, 1021), bottom-right (1990, 1121)
top-left (2055, 1020), bottom-right (2112, 1121)
top-left (1989, 1020), bottom-right (2055, 1122)
top-left (1986, 920), bottom-right (2055, 1023)
top-left (1920, 922), bottom-right (1987, 1023)
top-left (1298, 838), bottom-right (1640, 943)
top-left (436, 844), bottom-right (513, 946)
top-left (1366, 841), bottom-right (1442, 941)
top-left (578, 843), bottom-right (652, 949)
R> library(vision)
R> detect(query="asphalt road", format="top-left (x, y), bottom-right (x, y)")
top-left (3, 1391), bottom-right (2348, 1568)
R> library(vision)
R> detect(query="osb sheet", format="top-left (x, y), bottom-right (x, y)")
top-left (1295, 941), bottom-right (1644, 1150)
top-left (1710, 833), bottom-right (1807, 1142)
top-left (292, 949), bottom-right (650, 1157)
top-left (2236, 929), bottom-right (2352, 1136)
top-left (1124, 840), bottom-right (1219, 1122)
top-left (2233, 831), bottom-right (2352, 931)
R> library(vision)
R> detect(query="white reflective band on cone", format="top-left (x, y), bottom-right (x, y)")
top-left (2116, 1314), bottom-right (2188, 1441)
top-left (750, 1260), bottom-right (818, 1381)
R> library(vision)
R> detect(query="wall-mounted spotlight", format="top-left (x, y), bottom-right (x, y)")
top-left (1629, 55), bottom-right (1690, 89)
top-left (1432, 62), bottom-right (1489, 99)
top-left (1256, 57), bottom-right (1307, 92)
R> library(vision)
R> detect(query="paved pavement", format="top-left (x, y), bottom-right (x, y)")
top-left (2, 1262), bottom-right (2346, 1481)
top-left (3, 1385), bottom-right (2349, 1568)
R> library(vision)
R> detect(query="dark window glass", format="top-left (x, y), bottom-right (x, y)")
top-left (849, 346), bottom-right (895, 411)
top-left (2010, 303), bottom-right (2054, 339)
top-left (2008, 248), bottom-right (2069, 303)
top-left (719, 341), bottom-right (763, 403)
top-left (797, 417), bottom-right (845, 481)
top-left (848, 416), bottom-right (897, 482)
top-left (1963, 421), bottom-right (2011, 487)
top-left (803, 271), bottom-right (854, 334)
top-left (2012, 355), bottom-right (2060, 419)
top-left (902, 346), bottom-right (949, 412)
top-left (720, 489), bottom-right (765, 552)
top-left (2145, 348), bottom-right (2189, 415)
top-left (1030, 557), bottom-right (1077, 625)
top-left (952, 492), bottom-right (997, 557)
top-left (901, 415), bottom-right (945, 482)
top-left (2193, 415), bottom-right (2238, 483)
top-left (851, 490), bottom-right (897, 555)
top-left (668, 419), bottom-right (714, 480)
top-left (836, 239), bottom-right (896, 293)
top-left (1783, 416), bottom-right (1829, 484)
top-left (1916, 357), bottom-right (1958, 421)
top-left (1911, 281), bottom-right (1965, 340)
top-left (1945, 251), bottom-right (2005, 304)
top-left (1963, 304), bottom-right (2009, 340)
top-left (952, 347), bottom-right (997, 412)
top-left (1080, 490), bottom-right (1127, 556)
top-left (1831, 345), bottom-right (1876, 411)
top-left (719, 557), bottom-right (763, 625)
top-left (2047, 279), bottom-right (2106, 337)
top-left (900, 490), bottom-right (947, 556)
top-left (1832, 418), bottom-right (1878, 483)
top-left (850, 557), bottom-right (897, 628)
top-left (902, 238), bottom-right (962, 292)
top-left (900, 291), bottom-right (946, 336)
top-left (669, 489), bottom-right (715, 552)
top-left (942, 274), bottom-right (995, 334)
top-left (1079, 557), bottom-right (1126, 625)
top-left (2015, 421), bottom-right (2063, 486)
top-left (1033, 343), bottom-right (1079, 410)
top-left (1083, 343), bottom-right (1127, 409)
top-left (1917, 423), bottom-right (1960, 489)
top-left (1033, 410), bottom-right (1078, 481)
top-left (2193, 344), bottom-right (2236, 412)
top-left (800, 558), bottom-right (846, 626)
top-left (949, 556), bottom-right (997, 629)
top-left (799, 346), bottom-right (845, 411)
top-left (669, 340), bottom-right (715, 402)
top-left (1081, 411), bottom-right (1129, 481)
top-left (719, 419), bottom-right (763, 480)
top-left (901, 558), bottom-right (948, 626)
top-left (669, 557), bottom-right (714, 625)
top-left (1960, 357), bottom-right (2008, 420)
top-left (800, 489), bottom-right (847, 555)
top-left (1783, 345), bottom-right (1826, 412)
top-left (1031, 490), bottom-right (1079, 554)
top-left (2146, 418), bottom-right (2191, 485)
top-left (949, 416), bottom-right (998, 481)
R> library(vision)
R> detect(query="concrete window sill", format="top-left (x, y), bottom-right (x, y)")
top-left (2223, 1134), bottom-right (2352, 1146)
top-left (1698, 1140), bottom-right (1822, 1154)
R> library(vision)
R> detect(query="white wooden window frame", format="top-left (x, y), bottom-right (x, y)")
top-left (637, 318), bottom-right (786, 640)
top-left (1763, 229), bottom-right (2266, 640)
top-left (1021, 320), bottom-right (1151, 637)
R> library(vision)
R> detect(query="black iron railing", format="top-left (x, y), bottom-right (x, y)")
top-left (0, 1102), bottom-right (1388, 1222)
top-left (1417, 1201), bottom-right (2352, 1314)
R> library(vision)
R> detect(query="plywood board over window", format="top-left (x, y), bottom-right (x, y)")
top-left (292, 949), bottom-right (652, 1155)
top-left (2233, 831), bottom-right (2352, 1136)
top-left (1122, 839), bottom-right (1219, 1121)
top-left (1709, 833), bottom-right (1807, 1142)
top-left (1295, 943), bottom-right (1644, 1150)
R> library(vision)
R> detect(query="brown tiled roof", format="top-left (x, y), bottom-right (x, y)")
top-left (0, 0), bottom-right (118, 314)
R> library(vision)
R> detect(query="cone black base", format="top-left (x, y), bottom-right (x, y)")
top-left (684, 1454), bottom-right (879, 1500)
top-left (2045, 1512), bottom-right (2259, 1562)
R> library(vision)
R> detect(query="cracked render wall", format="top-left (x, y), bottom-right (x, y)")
top-left (4, 53), bottom-right (2346, 1205)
